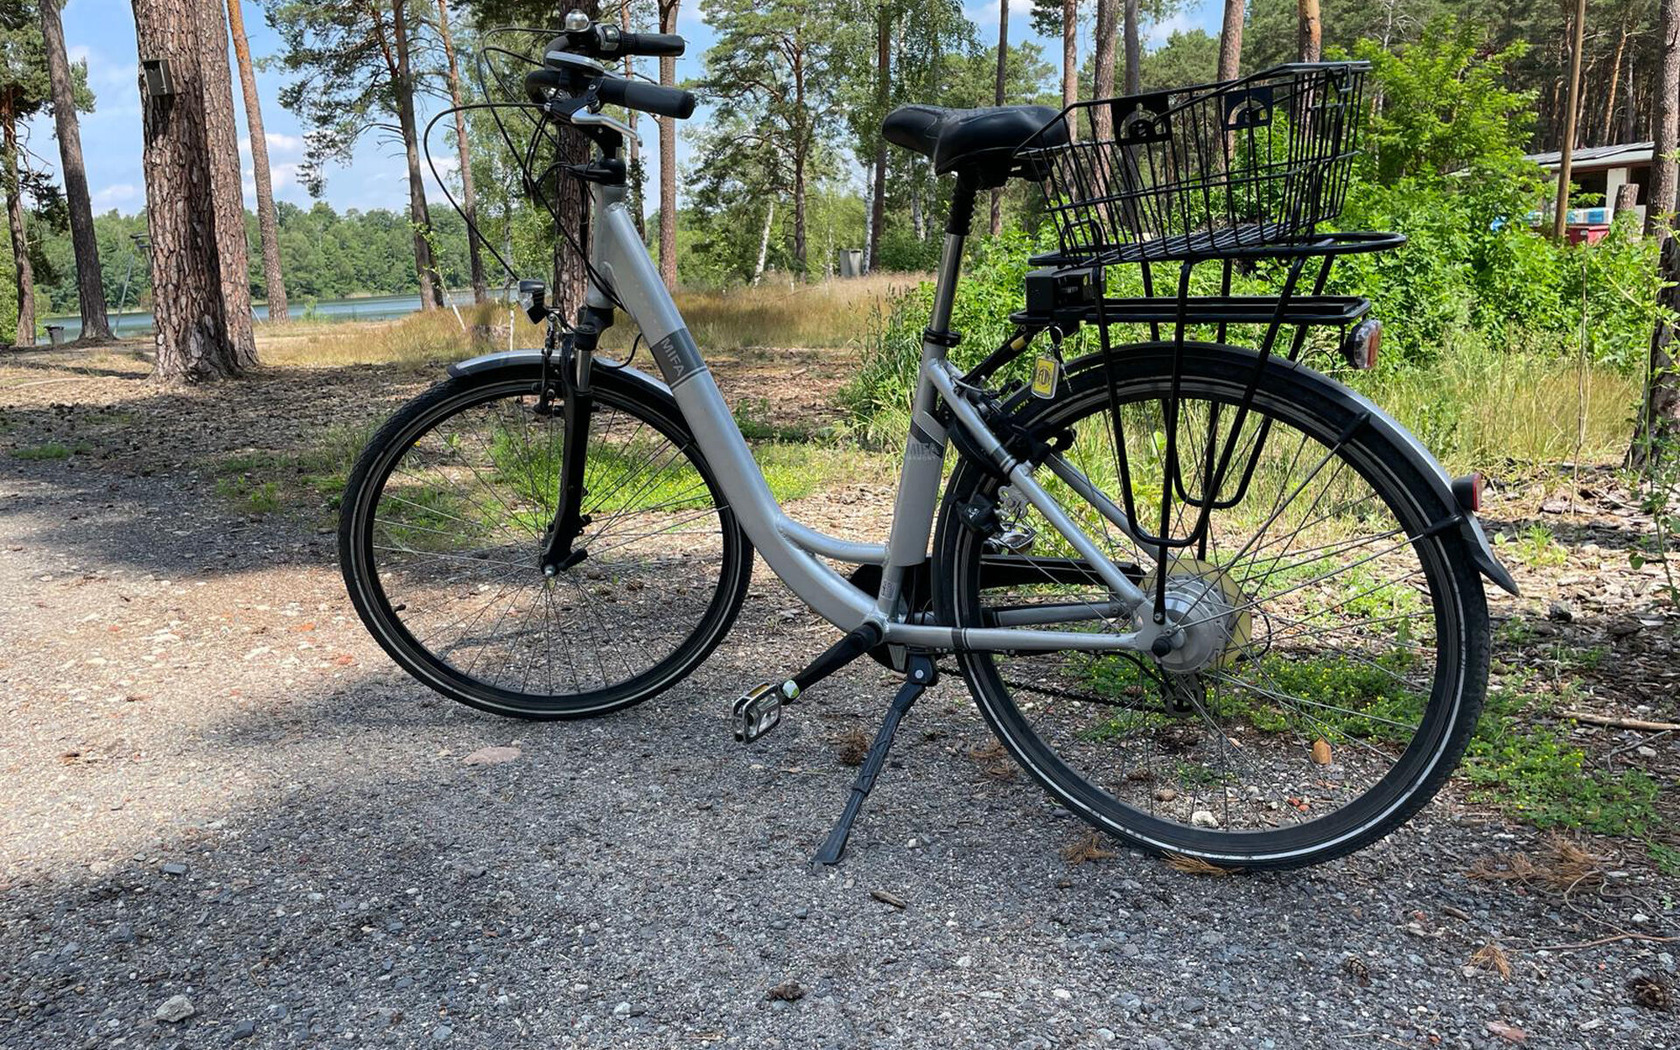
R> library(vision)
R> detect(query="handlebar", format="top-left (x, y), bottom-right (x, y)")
top-left (524, 66), bottom-right (697, 122)
top-left (548, 13), bottom-right (686, 61)
top-left (595, 77), bottom-right (696, 119)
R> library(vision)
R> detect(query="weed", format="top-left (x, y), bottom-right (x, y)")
top-left (1493, 523), bottom-right (1569, 569)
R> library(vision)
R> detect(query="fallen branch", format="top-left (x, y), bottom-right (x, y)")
top-left (1561, 710), bottom-right (1680, 732)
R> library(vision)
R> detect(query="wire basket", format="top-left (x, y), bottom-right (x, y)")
top-left (1018, 62), bottom-right (1368, 265)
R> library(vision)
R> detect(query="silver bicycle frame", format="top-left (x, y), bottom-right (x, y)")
top-left (586, 179), bottom-right (1153, 654)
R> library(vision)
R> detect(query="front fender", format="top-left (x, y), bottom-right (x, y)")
top-left (1055, 342), bottom-right (1519, 597)
top-left (447, 348), bottom-right (675, 402)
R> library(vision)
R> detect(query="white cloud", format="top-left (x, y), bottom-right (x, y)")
top-left (239, 132), bottom-right (305, 156)
top-left (92, 183), bottom-right (138, 207)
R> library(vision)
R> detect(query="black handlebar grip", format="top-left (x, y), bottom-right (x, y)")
top-left (595, 77), bottom-right (697, 120)
top-left (615, 32), bottom-right (685, 57)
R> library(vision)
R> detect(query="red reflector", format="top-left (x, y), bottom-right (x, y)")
top-left (1451, 473), bottom-right (1483, 513)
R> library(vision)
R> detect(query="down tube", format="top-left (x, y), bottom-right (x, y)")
top-left (590, 195), bottom-right (877, 630)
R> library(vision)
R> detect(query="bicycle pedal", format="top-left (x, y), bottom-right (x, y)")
top-left (732, 682), bottom-right (783, 743)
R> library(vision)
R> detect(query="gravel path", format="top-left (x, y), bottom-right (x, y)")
top-left (1, 348), bottom-right (1676, 1049)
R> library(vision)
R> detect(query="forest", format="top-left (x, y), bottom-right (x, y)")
top-left (0, 0), bottom-right (1676, 326)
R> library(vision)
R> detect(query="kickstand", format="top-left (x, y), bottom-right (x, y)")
top-left (810, 654), bottom-right (937, 868)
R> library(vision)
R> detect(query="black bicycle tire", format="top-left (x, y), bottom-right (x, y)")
top-left (339, 365), bottom-right (753, 720)
top-left (933, 344), bottom-right (1489, 870)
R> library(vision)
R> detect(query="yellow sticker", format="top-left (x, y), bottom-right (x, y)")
top-left (1031, 355), bottom-right (1060, 399)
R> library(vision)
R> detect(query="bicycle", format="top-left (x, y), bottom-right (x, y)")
top-left (339, 13), bottom-right (1520, 871)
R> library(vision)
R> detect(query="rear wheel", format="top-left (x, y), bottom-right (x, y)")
top-left (934, 344), bottom-right (1488, 869)
top-left (340, 365), bottom-right (751, 719)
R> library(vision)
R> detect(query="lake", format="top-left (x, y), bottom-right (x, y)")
top-left (41, 290), bottom-right (496, 341)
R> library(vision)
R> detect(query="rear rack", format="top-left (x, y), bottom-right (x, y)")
top-left (1012, 293), bottom-right (1370, 331)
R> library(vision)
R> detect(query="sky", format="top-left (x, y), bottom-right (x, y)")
top-left (25, 0), bottom-right (1224, 218)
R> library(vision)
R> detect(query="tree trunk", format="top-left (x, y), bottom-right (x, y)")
top-left (1598, 22), bottom-right (1628, 149)
top-left (868, 4), bottom-right (889, 271)
top-left (1123, 0), bottom-right (1140, 94)
top-left (390, 0), bottom-right (443, 310)
top-left (1217, 0), bottom-right (1243, 82)
top-left (133, 0), bottom-right (244, 380)
top-left (1631, 235), bottom-right (1680, 466)
top-left (435, 0), bottom-right (486, 304)
top-left (1093, 0), bottom-right (1116, 140)
top-left (990, 0), bottom-right (1008, 235)
top-left (552, 0), bottom-right (599, 315)
top-left (197, 0), bottom-right (255, 366)
top-left (1551, 0), bottom-right (1587, 240)
top-left (1298, 0), bottom-right (1321, 63)
top-left (792, 31), bottom-right (808, 273)
top-left (752, 201), bottom-right (775, 285)
top-left (2, 99), bottom-right (35, 349)
top-left (1649, 0), bottom-right (1680, 237)
top-left (1062, 0), bottom-right (1078, 138)
top-left (658, 0), bottom-right (680, 290)
top-left (225, 0), bottom-right (286, 325)
top-left (40, 0), bottom-right (112, 341)
top-left (1621, 59), bottom-right (1637, 144)
top-left (620, 0), bottom-right (645, 241)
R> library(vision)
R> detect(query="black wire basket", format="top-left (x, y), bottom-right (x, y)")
top-left (1018, 62), bottom-right (1368, 265)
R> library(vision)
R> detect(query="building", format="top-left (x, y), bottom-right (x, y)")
top-left (1525, 141), bottom-right (1654, 234)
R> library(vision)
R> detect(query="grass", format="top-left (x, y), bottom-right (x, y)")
top-left (13, 441), bottom-right (81, 461)
top-left (213, 423), bottom-right (374, 519)
top-left (257, 275), bottom-right (922, 370)
top-left (1354, 347), bottom-right (1640, 473)
top-left (1493, 523), bottom-right (1570, 569)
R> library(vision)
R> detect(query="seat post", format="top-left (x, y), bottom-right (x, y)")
top-left (928, 172), bottom-right (980, 338)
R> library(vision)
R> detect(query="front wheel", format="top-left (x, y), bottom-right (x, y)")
top-left (339, 364), bottom-right (752, 719)
top-left (933, 344), bottom-right (1489, 870)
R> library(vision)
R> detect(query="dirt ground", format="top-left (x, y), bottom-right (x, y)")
top-left (1, 341), bottom-right (1677, 1049)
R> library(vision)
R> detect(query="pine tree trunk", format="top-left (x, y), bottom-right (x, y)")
top-left (198, 0), bottom-right (255, 365)
top-left (620, 0), bottom-right (645, 241)
top-left (867, 4), bottom-right (889, 272)
top-left (133, 0), bottom-right (244, 381)
top-left (1123, 0), bottom-right (1140, 94)
top-left (1649, 0), bottom-right (1680, 237)
top-left (752, 201), bottom-right (774, 285)
top-left (1297, 0), bottom-right (1321, 63)
top-left (1217, 0), bottom-right (1244, 82)
top-left (225, 0), bottom-right (285, 324)
top-left (41, 0), bottom-right (111, 341)
top-left (1631, 235), bottom-right (1680, 466)
top-left (792, 34), bottom-right (808, 273)
top-left (658, 0), bottom-right (680, 290)
top-left (552, 0), bottom-right (600, 316)
top-left (1599, 21), bottom-right (1628, 149)
top-left (436, 0), bottom-right (486, 304)
top-left (990, 0), bottom-right (1008, 236)
top-left (390, 0), bottom-right (443, 310)
top-left (1093, 0), bottom-right (1116, 141)
top-left (2, 99), bottom-right (35, 349)
top-left (1062, 0), bottom-right (1078, 139)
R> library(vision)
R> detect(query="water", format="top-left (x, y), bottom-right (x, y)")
top-left (41, 290), bottom-right (491, 341)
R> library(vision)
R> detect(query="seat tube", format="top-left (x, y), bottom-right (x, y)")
top-left (873, 175), bottom-right (980, 620)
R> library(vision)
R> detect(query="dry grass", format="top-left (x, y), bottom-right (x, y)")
top-left (1361, 350), bottom-right (1641, 472)
top-left (967, 738), bottom-right (1016, 781)
top-left (1466, 834), bottom-right (1607, 893)
top-left (1165, 853), bottom-right (1239, 877)
top-left (1061, 833), bottom-right (1118, 866)
top-left (256, 276), bottom-right (923, 370)
top-left (676, 273), bottom-right (919, 351)
top-left (832, 727), bottom-right (870, 767)
top-left (1468, 941), bottom-right (1513, 980)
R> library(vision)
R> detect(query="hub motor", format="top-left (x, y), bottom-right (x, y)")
top-left (1136, 558), bottom-right (1252, 673)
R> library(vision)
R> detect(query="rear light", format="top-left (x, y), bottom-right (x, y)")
top-left (1339, 319), bottom-right (1381, 370)
top-left (1452, 473), bottom-right (1483, 513)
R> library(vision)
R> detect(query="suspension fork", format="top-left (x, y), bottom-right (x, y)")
top-left (539, 306), bottom-right (611, 576)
